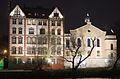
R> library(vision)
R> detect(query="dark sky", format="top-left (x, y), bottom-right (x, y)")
top-left (0, 0), bottom-right (120, 35)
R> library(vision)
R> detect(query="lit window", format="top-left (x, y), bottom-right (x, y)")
top-left (111, 44), bottom-right (113, 50)
top-left (97, 39), bottom-right (100, 47)
top-left (57, 37), bottom-right (61, 45)
top-left (97, 51), bottom-right (100, 56)
top-left (18, 47), bottom-right (23, 54)
top-left (32, 19), bottom-right (36, 25)
top-left (77, 38), bottom-right (81, 47)
top-left (57, 20), bottom-right (61, 26)
top-left (12, 46), bottom-right (16, 54)
top-left (12, 36), bottom-right (16, 44)
top-left (51, 20), bottom-right (55, 26)
top-left (57, 47), bottom-right (61, 55)
top-left (12, 27), bottom-right (16, 34)
top-left (18, 19), bottom-right (22, 24)
top-left (40, 28), bottom-right (45, 34)
top-left (18, 27), bottom-right (22, 34)
top-left (43, 20), bottom-right (47, 26)
top-left (32, 37), bottom-right (36, 44)
top-left (29, 28), bottom-right (34, 34)
top-left (18, 36), bottom-right (23, 44)
top-left (12, 18), bottom-right (16, 24)
top-left (57, 29), bottom-right (61, 35)
top-left (27, 37), bottom-right (31, 44)
top-left (52, 29), bottom-right (55, 35)
top-left (87, 38), bottom-right (91, 47)
top-left (27, 19), bottom-right (31, 25)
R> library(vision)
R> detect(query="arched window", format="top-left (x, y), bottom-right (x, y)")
top-left (51, 46), bottom-right (56, 55)
top-left (52, 29), bottom-right (55, 35)
top-left (12, 36), bottom-right (16, 44)
top-left (40, 28), bottom-right (45, 34)
top-left (12, 46), bottom-right (16, 54)
top-left (97, 39), bottom-right (100, 47)
top-left (18, 27), bottom-right (22, 34)
top-left (57, 29), bottom-right (61, 35)
top-left (87, 38), bottom-right (91, 47)
top-left (18, 47), bottom-right (23, 54)
top-left (57, 37), bottom-right (61, 45)
top-left (111, 44), bottom-right (113, 50)
top-left (32, 37), bottom-right (36, 44)
top-left (51, 37), bottom-right (56, 45)
top-left (77, 38), bottom-right (81, 47)
top-left (27, 37), bottom-right (31, 44)
top-left (18, 36), bottom-right (23, 44)
top-left (57, 47), bottom-right (61, 55)
top-left (12, 27), bottom-right (16, 34)
top-left (43, 36), bottom-right (47, 44)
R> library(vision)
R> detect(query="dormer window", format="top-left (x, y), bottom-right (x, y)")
top-left (54, 13), bottom-right (59, 17)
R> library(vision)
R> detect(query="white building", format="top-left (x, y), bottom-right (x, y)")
top-left (9, 5), bottom-right (117, 69)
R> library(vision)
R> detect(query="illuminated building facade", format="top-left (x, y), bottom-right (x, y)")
top-left (9, 5), bottom-right (117, 69)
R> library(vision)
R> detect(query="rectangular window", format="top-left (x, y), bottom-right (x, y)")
top-left (12, 37), bottom-right (16, 44)
top-left (51, 21), bottom-right (55, 26)
top-left (57, 20), bottom-right (61, 26)
top-left (29, 28), bottom-right (34, 34)
top-left (38, 20), bottom-right (42, 25)
top-left (32, 19), bottom-right (36, 25)
top-left (18, 37), bottom-right (23, 44)
top-left (43, 20), bottom-right (47, 26)
top-left (18, 28), bottom-right (22, 34)
top-left (18, 47), bottom-right (23, 54)
top-left (12, 18), bottom-right (17, 24)
top-left (12, 47), bottom-right (16, 54)
top-left (12, 27), bottom-right (16, 34)
top-left (18, 19), bottom-right (22, 24)
top-left (97, 51), bottom-right (100, 56)
top-left (27, 19), bottom-right (31, 25)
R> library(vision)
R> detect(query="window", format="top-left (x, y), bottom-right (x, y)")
top-left (52, 29), bottom-right (55, 35)
top-left (38, 20), bottom-right (42, 25)
top-left (40, 28), bottom-right (45, 34)
top-left (51, 20), bottom-right (55, 26)
top-left (32, 37), bottom-right (36, 44)
top-left (27, 47), bottom-right (31, 54)
top-left (97, 51), bottom-right (100, 56)
top-left (51, 46), bottom-right (56, 55)
top-left (12, 46), bottom-right (16, 54)
top-left (40, 47), bottom-right (47, 55)
top-left (57, 47), bottom-right (61, 55)
top-left (18, 19), bottom-right (22, 24)
top-left (87, 38), bottom-right (91, 47)
top-left (18, 36), bottom-right (23, 44)
top-left (32, 19), bottom-right (36, 25)
top-left (29, 28), bottom-right (34, 34)
top-left (27, 37), bottom-right (31, 44)
top-left (12, 18), bottom-right (16, 24)
top-left (57, 29), bottom-right (61, 35)
top-left (54, 13), bottom-right (59, 17)
top-left (51, 37), bottom-right (56, 45)
top-left (111, 44), bottom-right (113, 50)
top-left (32, 47), bottom-right (36, 54)
top-left (27, 19), bottom-right (31, 25)
top-left (38, 37), bottom-right (43, 44)
top-left (12, 36), bottom-right (16, 44)
top-left (57, 20), bottom-right (61, 26)
top-left (97, 39), bottom-right (100, 47)
top-left (43, 36), bottom-right (47, 44)
top-left (77, 38), bottom-right (81, 47)
top-left (111, 53), bottom-right (113, 58)
top-left (12, 27), bottom-right (16, 34)
top-left (13, 58), bottom-right (17, 64)
top-left (18, 27), bottom-right (22, 34)
top-left (66, 51), bottom-right (70, 56)
top-left (18, 58), bottom-right (22, 64)
top-left (66, 39), bottom-right (70, 48)
top-left (43, 20), bottom-right (47, 26)
top-left (38, 47), bottom-right (42, 55)
top-left (18, 47), bottom-right (23, 54)
top-left (27, 58), bottom-right (31, 64)
top-left (57, 37), bottom-right (61, 45)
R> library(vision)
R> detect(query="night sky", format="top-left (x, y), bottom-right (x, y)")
top-left (0, 0), bottom-right (120, 50)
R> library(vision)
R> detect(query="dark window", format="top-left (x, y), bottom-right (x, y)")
top-left (18, 36), bottom-right (23, 44)
top-left (66, 39), bottom-right (70, 48)
top-left (32, 47), bottom-right (36, 54)
top-left (43, 20), bottom-right (47, 26)
top-left (97, 39), bottom-right (100, 47)
top-left (111, 44), bottom-right (113, 50)
top-left (57, 47), bottom-right (61, 55)
top-left (77, 38), bottom-right (81, 47)
top-left (12, 18), bottom-right (16, 24)
top-left (57, 29), bottom-right (61, 35)
top-left (51, 46), bottom-right (56, 55)
top-left (97, 51), bottom-right (100, 56)
top-left (54, 13), bottom-right (59, 17)
top-left (57, 20), bottom-right (61, 26)
top-left (29, 28), bottom-right (34, 34)
top-left (12, 36), bottom-right (16, 44)
top-left (18, 47), bottom-right (23, 54)
top-left (18, 58), bottom-right (22, 64)
top-left (40, 28), bottom-right (45, 34)
top-left (38, 20), bottom-right (42, 25)
top-left (43, 36), bottom-right (47, 44)
top-left (87, 38), bottom-right (91, 47)
top-left (12, 46), bottom-right (16, 54)
top-left (18, 19), bottom-right (22, 24)
top-left (57, 37), bottom-right (61, 45)
top-left (51, 21), bottom-right (55, 26)
top-left (52, 29), bottom-right (55, 35)
top-left (18, 27), bottom-right (22, 34)
top-left (12, 27), bottom-right (16, 34)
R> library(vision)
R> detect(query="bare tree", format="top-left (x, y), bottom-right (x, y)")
top-left (64, 36), bottom-right (96, 71)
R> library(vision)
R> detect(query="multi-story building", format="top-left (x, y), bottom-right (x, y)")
top-left (9, 5), bottom-right (117, 69)
top-left (9, 5), bottom-right (64, 69)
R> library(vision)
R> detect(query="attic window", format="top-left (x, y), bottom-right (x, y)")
top-left (54, 13), bottom-right (59, 17)
top-left (42, 14), bottom-right (45, 16)
top-left (88, 30), bottom-right (91, 32)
